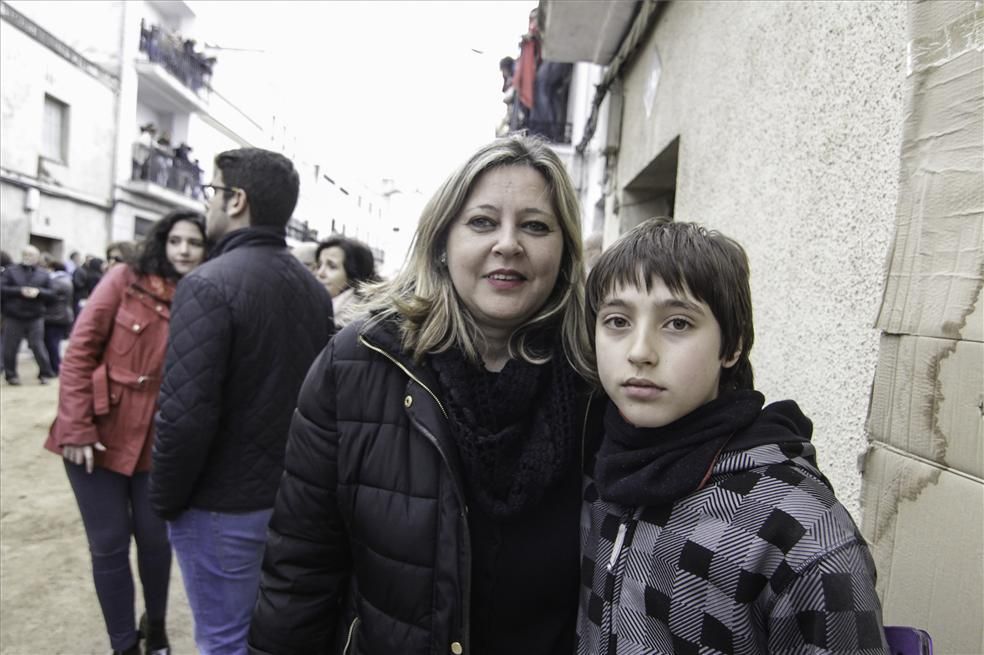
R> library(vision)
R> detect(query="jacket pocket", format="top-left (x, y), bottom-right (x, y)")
top-left (108, 305), bottom-right (150, 356)
top-left (91, 363), bottom-right (111, 416)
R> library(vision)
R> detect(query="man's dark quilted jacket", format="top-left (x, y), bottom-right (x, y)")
top-left (150, 227), bottom-right (333, 520)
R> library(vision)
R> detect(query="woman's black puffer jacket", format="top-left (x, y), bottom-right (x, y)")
top-left (249, 317), bottom-right (596, 655)
top-left (250, 318), bottom-right (478, 655)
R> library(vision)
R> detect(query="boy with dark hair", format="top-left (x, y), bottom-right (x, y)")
top-left (576, 218), bottom-right (887, 654)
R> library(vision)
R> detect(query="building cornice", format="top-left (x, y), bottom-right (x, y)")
top-left (0, 1), bottom-right (119, 91)
top-left (0, 166), bottom-right (112, 210)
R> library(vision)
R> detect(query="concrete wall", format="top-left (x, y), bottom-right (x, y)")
top-left (0, 21), bottom-right (117, 196)
top-left (612, 1), bottom-right (909, 516)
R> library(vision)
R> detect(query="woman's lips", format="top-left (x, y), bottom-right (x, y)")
top-left (485, 270), bottom-right (526, 290)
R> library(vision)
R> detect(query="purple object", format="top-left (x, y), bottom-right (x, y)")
top-left (885, 626), bottom-right (933, 655)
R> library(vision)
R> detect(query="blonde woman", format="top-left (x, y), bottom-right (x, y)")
top-left (250, 136), bottom-right (594, 655)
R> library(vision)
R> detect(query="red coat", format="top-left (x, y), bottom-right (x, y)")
top-left (45, 265), bottom-right (176, 476)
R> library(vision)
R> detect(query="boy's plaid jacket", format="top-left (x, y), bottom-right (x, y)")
top-left (576, 442), bottom-right (888, 655)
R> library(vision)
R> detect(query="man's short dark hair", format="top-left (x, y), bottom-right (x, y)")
top-left (214, 148), bottom-right (300, 229)
top-left (584, 217), bottom-right (755, 392)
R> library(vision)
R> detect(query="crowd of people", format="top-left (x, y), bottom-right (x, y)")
top-left (138, 19), bottom-right (215, 94)
top-left (132, 123), bottom-right (206, 201)
top-left (1, 136), bottom-right (890, 655)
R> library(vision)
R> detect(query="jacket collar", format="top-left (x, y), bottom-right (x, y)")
top-left (358, 316), bottom-right (441, 389)
top-left (209, 225), bottom-right (286, 259)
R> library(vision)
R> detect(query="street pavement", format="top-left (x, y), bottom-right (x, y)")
top-left (0, 354), bottom-right (194, 654)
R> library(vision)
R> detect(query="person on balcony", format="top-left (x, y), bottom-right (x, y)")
top-left (530, 61), bottom-right (573, 143)
top-left (497, 56), bottom-right (516, 137)
top-left (510, 8), bottom-right (541, 132)
top-left (132, 123), bottom-right (156, 181)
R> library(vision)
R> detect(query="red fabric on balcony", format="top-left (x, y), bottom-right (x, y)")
top-left (513, 33), bottom-right (540, 111)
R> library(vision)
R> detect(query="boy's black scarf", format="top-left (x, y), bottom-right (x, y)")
top-left (594, 390), bottom-right (765, 507)
top-left (430, 342), bottom-right (579, 519)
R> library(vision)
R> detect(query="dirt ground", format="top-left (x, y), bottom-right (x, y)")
top-left (1, 355), bottom-right (194, 654)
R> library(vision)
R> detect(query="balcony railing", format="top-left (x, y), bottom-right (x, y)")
top-left (139, 20), bottom-right (215, 94)
top-left (522, 121), bottom-right (573, 145)
top-left (131, 141), bottom-right (204, 201)
top-left (287, 218), bottom-right (319, 243)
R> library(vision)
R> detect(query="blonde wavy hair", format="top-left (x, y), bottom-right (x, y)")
top-left (360, 135), bottom-right (591, 373)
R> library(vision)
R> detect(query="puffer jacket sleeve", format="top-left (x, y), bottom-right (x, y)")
top-left (49, 266), bottom-right (128, 447)
top-left (249, 338), bottom-right (352, 655)
top-left (768, 539), bottom-right (888, 653)
top-left (150, 274), bottom-right (231, 519)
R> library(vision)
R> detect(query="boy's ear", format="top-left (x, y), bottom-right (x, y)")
top-left (721, 340), bottom-right (742, 369)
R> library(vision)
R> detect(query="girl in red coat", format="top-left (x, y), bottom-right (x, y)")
top-left (45, 210), bottom-right (206, 655)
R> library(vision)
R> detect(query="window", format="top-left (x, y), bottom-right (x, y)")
top-left (42, 95), bottom-right (69, 163)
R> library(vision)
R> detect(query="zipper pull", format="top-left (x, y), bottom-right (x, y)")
top-left (607, 522), bottom-right (628, 572)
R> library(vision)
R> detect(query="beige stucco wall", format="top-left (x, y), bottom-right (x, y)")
top-left (613, 1), bottom-right (909, 517)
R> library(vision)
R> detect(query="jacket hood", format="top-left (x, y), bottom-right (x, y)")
top-left (716, 399), bottom-right (829, 488)
top-left (728, 399), bottom-right (812, 452)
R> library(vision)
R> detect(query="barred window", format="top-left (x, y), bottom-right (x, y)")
top-left (42, 94), bottom-right (69, 163)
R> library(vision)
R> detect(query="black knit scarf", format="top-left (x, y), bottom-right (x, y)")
top-left (429, 342), bottom-right (579, 519)
top-left (594, 390), bottom-right (765, 507)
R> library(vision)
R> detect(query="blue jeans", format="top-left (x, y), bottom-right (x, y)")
top-left (168, 508), bottom-right (273, 655)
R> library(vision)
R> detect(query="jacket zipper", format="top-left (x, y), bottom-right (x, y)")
top-left (358, 335), bottom-right (448, 418)
top-left (358, 334), bottom-right (470, 652)
top-left (607, 522), bottom-right (629, 572)
top-left (604, 509), bottom-right (638, 654)
top-left (342, 616), bottom-right (360, 655)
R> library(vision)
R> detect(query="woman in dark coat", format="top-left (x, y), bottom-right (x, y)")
top-left (314, 236), bottom-right (379, 329)
top-left (42, 259), bottom-right (74, 374)
top-left (249, 136), bottom-right (593, 655)
top-left (45, 210), bottom-right (206, 655)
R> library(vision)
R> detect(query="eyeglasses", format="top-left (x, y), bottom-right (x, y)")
top-left (200, 184), bottom-right (239, 201)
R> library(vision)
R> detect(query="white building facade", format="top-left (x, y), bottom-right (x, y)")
top-left (1, 0), bottom-right (391, 267)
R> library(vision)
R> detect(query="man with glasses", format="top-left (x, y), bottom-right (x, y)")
top-left (150, 148), bottom-right (333, 654)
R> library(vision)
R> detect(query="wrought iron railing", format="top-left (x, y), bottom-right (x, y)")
top-left (138, 20), bottom-right (215, 94)
top-left (131, 141), bottom-right (204, 201)
top-left (522, 121), bottom-right (573, 145)
top-left (287, 218), bottom-right (319, 243)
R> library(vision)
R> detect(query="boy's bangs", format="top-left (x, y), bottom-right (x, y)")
top-left (587, 227), bottom-right (708, 313)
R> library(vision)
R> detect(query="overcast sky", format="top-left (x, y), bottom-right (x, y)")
top-left (190, 1), bottom-right (536, 193)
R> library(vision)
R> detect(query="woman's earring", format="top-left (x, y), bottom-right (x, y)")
top-left (438, 251), bottom-right (447, 266)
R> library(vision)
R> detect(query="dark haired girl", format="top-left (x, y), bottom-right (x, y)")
top-left (45, 209), bottom-right (206, 655)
